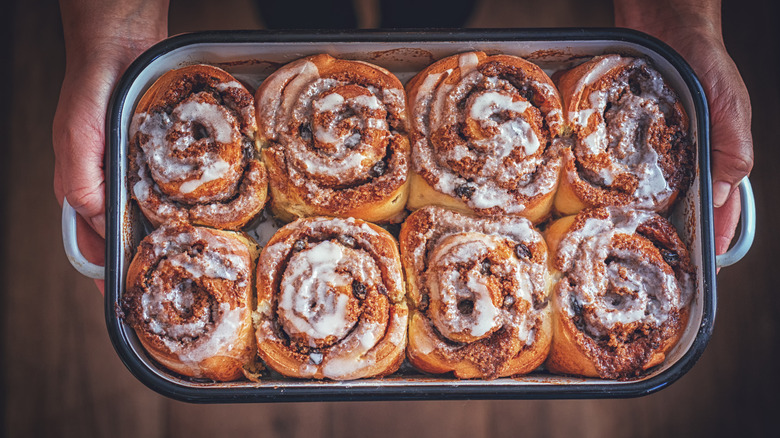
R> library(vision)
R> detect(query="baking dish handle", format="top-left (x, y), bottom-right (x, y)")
top-left (716, 177), bottom-right (756, 268)
top-left (61, 198), bottom-right (105, 279)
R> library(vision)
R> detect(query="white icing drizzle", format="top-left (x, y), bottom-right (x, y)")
top-left (215, 81), bottom-right (242, 92)
top-left (146, 226), bottom-right (250, 288)
top-left (136, 226), bottom-right (252, 370)
top-left (313, 92), bottom-right (345, 112)
top-left (178, 159), bottom-right (230, 194)
top-left (409, 207), bottom-right (547, 350)
top-left (577, 55), bottom-right (634, 89)
top-left (255, 216), bottom-right (408, 379)
top-left (458, 52), bottom-right (480, 73)
top-left (131, 91), bottom-right (243, 202)
top-left (469, 91), bottom-right (540, 156)
top-left (173, 99), bottom-right (237, 144)
top-left (320, 321), bottom-right (385, 379)
top-left (278, 241), bottom-right (363, 346)
top-left (410, 52), bottom-right (563, 214)
top-left (425, 232), bottom-right (537, 344)
top-left (168, 303), bottom-right (243, 366)
top-left (556, 208), bottom-right (691, 336)
top-left (255, 55), bottom-right (408, 209)
top-left (568, 55), bottom-right (684, 208)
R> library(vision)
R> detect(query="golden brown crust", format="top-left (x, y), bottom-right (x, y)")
top-left (406, 52), bottom-right (564, 222)
top-left (128, 64), bottom-right (268, 230)
top-left (399, 206), bottom-right (552, 379)
top-left (122, 223), bottom-right (259, 381)
top-left (544, 207), bottom-right (694, 379)
top-left (255, 54), bottom-right (410, 223)
top-left (553, 55), bottom-right (693, 215)
top-left (254, 216), bottom-right (408, 380)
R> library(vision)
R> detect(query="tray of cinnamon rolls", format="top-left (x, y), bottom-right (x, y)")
top-left (103, 29), bottom-right (717, 401)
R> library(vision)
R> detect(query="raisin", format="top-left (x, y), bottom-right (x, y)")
top-left (457, 299), bottom-right (474, 315)
top-left (571, 297), bottom-right (584, 316)
top-left (292, 239), bottom-right (307, 252)
top-left (352, 281), bottom-right (367, 300)
top-left (299, 123), bottom-right (312, 141)
top-left (503, 295), bottom-right (515, 308)
top-left (604, 101), bottom-right (613, 114)
top-left (480, 259), bottom-right (492, 275)
top-left (419, 293), bottom-right (430, 312)
top-left (661, 249), bottom-right (679, 265)
top-left (455, 184), bottom-right (475, 199)
top-left (515, 243), bottom-right (531, 259)
top-left (533, 297), bottom-right (549, 311)
top-left (629, 78), bottom-right (642, 96)
top-left (370, 160), bottom-right (387, 177)
top-left (187, 242), bottom-right (205, 257)
top-left (192, 122), bottom-right (209, 141)
top-left (344, 132), bottom-right (361, 149)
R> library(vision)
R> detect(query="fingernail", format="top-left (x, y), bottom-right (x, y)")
top-left (91, 214), bottom-right (106, 238)
top-left (713, 181), bottom-right (731, 208)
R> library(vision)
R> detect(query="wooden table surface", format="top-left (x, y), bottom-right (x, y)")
top-left (3, 0), bottom-right (778, 436)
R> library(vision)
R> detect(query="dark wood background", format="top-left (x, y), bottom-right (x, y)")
top-left (2, 0), bottom-right (778, 436)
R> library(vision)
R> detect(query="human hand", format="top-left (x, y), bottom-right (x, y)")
top-left (53, 1), bottom-right (168, 293)
top-left (614, 0), bottom-right (753, 256)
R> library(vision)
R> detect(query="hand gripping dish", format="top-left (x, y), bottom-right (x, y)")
top-left (128, 64), bottom-right (268, 229)
top-left (399, 206), bottom-right (553, 379)
top-left (255, 54), bottom-right (410, 223)
top-left (554, 54), bottom-right (693, 215)
top-left (406, 51), bottom-right (565, 223)
top-left (121, 223), bottom-right (260, 381)
top-left (254, 216), bottom-right (408, 380)
top-left (544, 207), bottom-right (694, 379)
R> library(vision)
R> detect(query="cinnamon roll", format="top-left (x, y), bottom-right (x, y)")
top-left (399, 206), bottom-right (552, 379)
top-left (122, 223), bottom-right (260, 381)
top-left (254, 217), bottom-right (408, 380)
top-left (553, 54), bottom-right (693, 215)
top-left (544, 207), bottom-right (694, 379)
top-left (406, 52), bottom-right (565, 223)
top-left (129, 64), bottom-right (268, 229)
top-left (255, 54), bottom-right (410, 223)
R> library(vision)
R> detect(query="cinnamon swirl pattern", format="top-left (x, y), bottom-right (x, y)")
top-left (122, 223), bottom-right (259, 381)
top-left (406, 52), bottom-right (565, 223)
top-left (399, 206), bottom-right (552, 379)
top-left (554, 55), bottom-right (693, 215)
top-left (544, 207), bottom-right (694, 379)
top-left (254, 217), bottom-right (408, 380)
top-left (255, 54), bottom-right (410, 223)
top-left (129, 64), bottom-right (268, 229)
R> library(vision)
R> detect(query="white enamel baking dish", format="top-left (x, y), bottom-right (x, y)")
top-left (61, 29), bottom-right (755, 402)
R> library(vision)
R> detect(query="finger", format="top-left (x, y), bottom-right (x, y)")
top-left (713, 186), bottom-right (742, 256)
top-left (76, 211), bottom-right (106, 296)
top-left (52, 77), bottom-right (109, 238)
top-left (53, 164), bottom-right (64, 205)
top-left (94, 280), bottom-right (106, 296)
top-left (707, 60), bottom-right (754, 208)
top-left (711, 134), bottom-right (753, 208)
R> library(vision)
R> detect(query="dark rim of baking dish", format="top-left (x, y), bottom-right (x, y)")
top-left (105, 28), bottom-right (715, 403)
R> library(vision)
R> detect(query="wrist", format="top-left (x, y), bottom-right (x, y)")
top-left (60, 0), bottom-right (168, 67)
top-left (614, 0), bottom-right (722, 45)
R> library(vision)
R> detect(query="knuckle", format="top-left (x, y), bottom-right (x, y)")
top-left (64, 185), bottom-right (104, 216)
top-left (714, 148), bottom-right (754, 180)
top-left (724, 152), bottom-right (754, 177)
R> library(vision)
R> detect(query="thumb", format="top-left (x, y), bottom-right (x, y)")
top-left (710, 121), bottom-right (753, 208)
